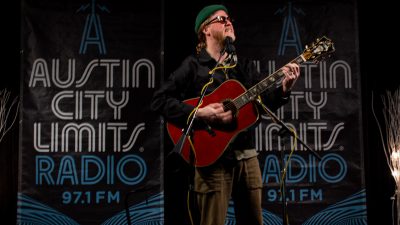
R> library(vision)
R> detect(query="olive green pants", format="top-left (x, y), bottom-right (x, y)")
top-left (194, 156), bottom-right (263, 225)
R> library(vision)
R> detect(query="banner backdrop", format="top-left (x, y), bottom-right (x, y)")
top-left (18, 1), bottom-right (163, 224)
top-left (19, 0), bottom-right (365, 225)
top-left (225, 0), bottom-right (366, 224)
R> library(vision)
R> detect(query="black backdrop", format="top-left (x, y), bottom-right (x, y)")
top-left (0, 0), bottom-right (399, 225)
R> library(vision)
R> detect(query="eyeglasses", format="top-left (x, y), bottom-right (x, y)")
top-left (205, 16), bottom-right (233, 26)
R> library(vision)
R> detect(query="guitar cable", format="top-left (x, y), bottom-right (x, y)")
top-left (256, 96), bottom-right (298, 215)
top-left (184, 57), bottom-right (237, 225)
top-left (186, 62), bottom-right (237, 126)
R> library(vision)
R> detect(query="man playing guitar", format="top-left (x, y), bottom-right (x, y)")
top-left (151, 4), bottom-right (299, 225)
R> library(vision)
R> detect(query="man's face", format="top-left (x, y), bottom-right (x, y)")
top-left (205, 10), bottom-right (236, 45)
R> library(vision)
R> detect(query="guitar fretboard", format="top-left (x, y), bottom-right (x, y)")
top-left (233, 55), bottom-right (305, 109)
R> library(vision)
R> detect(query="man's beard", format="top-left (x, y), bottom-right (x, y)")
top-left (212, 30), bottom-right (225, 49)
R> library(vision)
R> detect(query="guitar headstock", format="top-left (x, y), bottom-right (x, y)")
top-left (303, 36), bottom-right (335, 63)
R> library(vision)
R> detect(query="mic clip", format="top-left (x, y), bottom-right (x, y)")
top-left (221, 36), bottom-right (236, 55)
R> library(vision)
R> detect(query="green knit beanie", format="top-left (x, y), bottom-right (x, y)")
top-left (194, 4), bottom-right (228, 33)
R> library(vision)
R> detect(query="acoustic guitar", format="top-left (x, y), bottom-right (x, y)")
top-left (167, 36), bottom-right (335, 167)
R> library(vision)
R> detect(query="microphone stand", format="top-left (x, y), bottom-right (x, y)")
top-left (124, 187), bottom-right (150, 225)
top-left (168, 61), bottom-right (219, 158)
top-left (166, 40), bottom-right (235, 224)
top-left (279, 131), bottom-right (289, 225)
top-left (256, 99), bottom-right (321, 225)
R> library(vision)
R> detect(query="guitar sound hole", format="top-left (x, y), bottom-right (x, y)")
top-left (222, 99), bottom-right (238, 117)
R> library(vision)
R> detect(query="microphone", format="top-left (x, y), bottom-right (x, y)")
top-left (222, 36), bottom-right (236, 54)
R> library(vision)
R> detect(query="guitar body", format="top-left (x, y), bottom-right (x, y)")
top-left (166, 80), bottom-right (259, 167)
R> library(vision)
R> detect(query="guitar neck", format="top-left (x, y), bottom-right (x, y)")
top-left (233, 54), bottom-right (306, 109)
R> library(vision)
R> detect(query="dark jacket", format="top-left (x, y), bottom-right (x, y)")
top-left (151, 48), bottom-right (289, 150)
